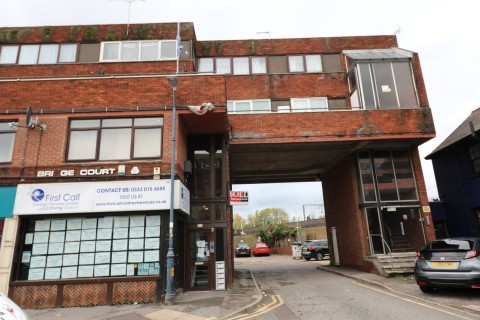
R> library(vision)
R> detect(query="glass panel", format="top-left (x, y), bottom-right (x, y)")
top-left (357, 151), bottom-right (376, 202)
top-left (0, 46), bottom-right (19, 64)
top-left (216, 58), bottom-right (231, 74)
top-left (309, 98), bottom-right (327, 111)
top-left (134, 128), bottom-right (161, 158)
top-left (140, 41), bottom-right (159, 61)
top-left (99, 128), bottom-right (132, 160)
top-left (305, 55), bottom-right (322, 72)
top-left (235, 101), bottom-right (250, 113)
top-left (102, 118), bottom-right (132, 127)
top-left (291, 99), bottom-right (308, 112)
top-left (251, 57), bottom-right (266, 73)
top-left (358, 64), bottom-right (376, 109)
top-left (198, 58), bottom-right (214, 72)
top-left (59, 44), bottom-right (77, 63)
top-left (102, 43), bottom-right (120, 61)
top-left (190, 230), bottom-right (209, 288)
top-left (194, 150), bottom-right (211, 197)
top-left (190, 204), bottom-right (212, 222)
top-left (366, 208), bottom-right (385, 254)
top-left (227, 101), bottom-right (234, 113)
top-left (233, 57), bottom-right (249, 75)
top-left (160, 41), bottom-right (176, 59)
top-left (68, 130), bottom-right (97, 160)
top-left (121, 42), bottom-right (139, 61)
top-left (18, 45), bottom-right (39, 65)
top-left (0, 133), bottom-right (15, 162)
top-left (134, 117), bottom-right (163, 126)
top-left (374, 151), bottom-right (398, 201)
top-left (38, 44), bottom-right (59, 64)
top-left (70, 119), bottom-right (100, 129)
top-left (288, 56), bottom-right (304, 72)
top-left (392, 150), bottom-right (417, 200)
top-left (392, 62), bottom-right (418, 108)
top-left (214, 147), bottom-right (223, 198)
top-left (0, 123), bottom-right (13, 130)
top-left (252, 100), bottom-right (270, 112)
top-left (373, 62), bottom-right (398, 109)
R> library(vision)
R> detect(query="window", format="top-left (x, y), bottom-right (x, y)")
top-left (291, 97), bottom-right (328, 112)
top-left (216, 57), bottom-right (231, 74)
top-left (0, 45), bottom-right (19, 64)
top-left (357, 150), bottom-right (418, 203)
top-left (17, 215), bottom-right (161, 280)
top-left (227, 100), bottom-right (271, 114)
top-left (288, 56), bottom-right (304, 72)
top-left (198, 58), bottom-right (214, 72)
top-left (8, 44), bottom-right (78, 65)
top-left (67, 117), bottom-right (163, 161)
top-left (469, 143), bottom-right (480, 174)
top-left (349, 61), bottom-right (419, 109)
top-left (0, 122), bottom-right (16, 163)
top-left (251, 57), bottom-right (267, 73)
top-left (305, 55), bottom-right (322, 72)
top-left (100, 40), bottom-right (177, 62)
top-left (233, 57), bottom-right (249, 75)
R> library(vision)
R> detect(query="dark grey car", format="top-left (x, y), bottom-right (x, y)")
top-left (414, 237), bottom-right (480, 293)
top-left (301, 240), bottom-right (329, 261)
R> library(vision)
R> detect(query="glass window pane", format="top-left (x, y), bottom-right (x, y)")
top-left (102, 43), bottom-right (119, 61)
top-left (102, 118), bottom-right (132, 127)
top-left (134, 128), bottom-right (161, 158)
top-left (68, 130), bottom-right (97, 160)
top-left (18, 45), bottom-right (39, 65)
top-left (288, 56), bottom-right (304, 72)
top-left (251, 57), bottom-right (266, 73)
top-left (227, 101), bottom-right (234, 113)
top-left (38, 44), bottom-right (59, 64)
top-left (233, 57), bottom-right (249, 75)
top-left (291, 99), bottom-right (308, 112)
top-left (190, 203), bottom-right (212, 222)
top-left (392, 150), bottom-right (417, 200)
top-left (160, 41), bottom-right (176, 59)
top-left (252, 100), bottom-right (270, 112)
top-left (392, 62), bottom-right (418, 108)
top-left (216, 58), bottom-right (231, 74)
top-left (198, 58), bottom-right (214, 72)
top-left (134, 117), bottom-right (163, 126)
top-left (70, 120), bottom-right (100, 129)
top-left (358, 64), bottom-right (376, 109)
top-left (374, 151), bottom-right (398, 201)
top-left (373, 62), bottom-right (398, 109)
top-left (358, 152), bottom-right (376, 202)
top-left (59, 44), bottom-right (77, 63)
top-left (305, 55), bottom-right (322, 72)
top-left (309, 98), bottom-right (327, 111)
top-left (121, 42), bottom-right (139, 61)
top-left (0, 46), bottom-right (19, 64)
top-left (140, 41), bottom-right (159, 61)
top-left (99, 128), bottom-right (131, 160)
top-left (235, 102), bottom-right (250, 113)
top-left (0, 133), bottom-right (15, 162)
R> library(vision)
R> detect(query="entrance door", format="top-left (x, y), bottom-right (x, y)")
top-left (188, 230), bottom-right (214, 290)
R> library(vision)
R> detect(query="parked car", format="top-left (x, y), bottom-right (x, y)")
top-left (414, 237), bottom-right (480, 293)
top-left (235, 243), bottom-right (252, 257)
top-left (0, 291), bottom-right (30, 320)
top-left (252, 242), bottom-right (270, 256)
top-left (301, 239), bottom-right (329, 261)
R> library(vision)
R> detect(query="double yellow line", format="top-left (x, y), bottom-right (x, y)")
top-left (227, 294), bottom-right (284, 320)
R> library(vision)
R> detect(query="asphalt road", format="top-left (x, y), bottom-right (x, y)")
top-left (234, 255), bottom-right (480, 320)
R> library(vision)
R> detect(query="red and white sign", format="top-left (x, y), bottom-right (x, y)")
top-left (230, 191), bottom-right (248, 206)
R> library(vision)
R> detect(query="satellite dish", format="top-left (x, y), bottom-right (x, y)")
top-left (26, 107), bottom-right (35, 129)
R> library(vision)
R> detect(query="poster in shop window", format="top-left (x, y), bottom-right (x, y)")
top-left (66, 230), bottom-right (81, 242)
top-left (80, 241), bottom-right (96, 252)
top-left (28, 268), bottom-right (45, 281)
top-left (64, 241), bottom-right (80, 253)
top-left (48, 242), bottom-right (64, 255)
top-left (45, 267), bottom-right (61, 280)
top-left (30, 256), bottom-right (46, 268)
top-left (49, 231), bottom-right (65, 243)
top-left (35, 220), bottom-right (50, 232)
top-left (78, 265), bottom-right (94, 278)
top-left (144, 238), bottom-right (160, 249)
top-left (95, 252), bottom-right (110, 264)
top-left (113, 228), bottom-right (129, 239)
top-left (112, 239), bottom-right (127, 251)
top-left (110, 264), bottom-right (126, 276)
top-left (111, 251), bottom-right (127, 264)
top-left (50, 220), bottom-right (66, 231)
top-left (33, 232), bottom-right (49, 244)
top-left (94, 264), bottom-right (110, 277)
top-left (97, 228), bottom-right (112, 240)
top-left (32, 243), bottom-right (48, 255)
top-left (79, 253), bottom-right (94, 265)
top-left (47, 255), bottom-right (62, 267)
top-left (61, 266), bottom-right (77, 279)
top-left (67, 218), bottom-right (82, 230)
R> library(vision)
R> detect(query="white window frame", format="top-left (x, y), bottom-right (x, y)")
top-left (100, 40), bottom-right (178, 62)
top-left (305, 55), bottom-right (322, 72)
top-left (0, 45), bottom-right (19, 64)
top-left (291, 97), bottom-right (328, 112)
top-left (0, 122), bottom-right (16, 163)
top-left (227, 99), bottom-right (271, 114)
top-left (1, 44), bottom-right (77, 65)
top-left (288, 56), bottom-right (305, 72)
top-left (198, 58), bottom-right (214, 73)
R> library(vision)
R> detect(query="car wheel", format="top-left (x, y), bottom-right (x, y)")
top-left (419, 285), bottom-right (434, 293)
top-left (304, 257), bottom-right (311, 261)
top-left (316, 252), bottom-right (324, 261)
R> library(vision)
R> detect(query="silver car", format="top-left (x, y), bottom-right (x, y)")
top-left (414, 237), bottom-right (480, 293)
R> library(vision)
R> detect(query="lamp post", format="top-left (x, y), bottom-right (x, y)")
top-left (165, 76), bottom-right (178, 305)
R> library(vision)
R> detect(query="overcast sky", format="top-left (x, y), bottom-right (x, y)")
top-left (2, 0), bottom-right (478, 219)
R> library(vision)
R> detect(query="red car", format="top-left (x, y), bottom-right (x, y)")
top-left (253, 242), bottom-right (270, 256)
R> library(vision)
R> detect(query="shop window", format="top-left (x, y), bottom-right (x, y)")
top-left (17, 215), bottom-right (161, 281)
top-left (0, 122), bottom-right (16, 163)
top-left (469, 143), bottom-right (480, 174)
top-left (67, 117), bottom-right (163, 161)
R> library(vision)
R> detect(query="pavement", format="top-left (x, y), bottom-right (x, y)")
top-left (25, 258), bottom-right (480, 320)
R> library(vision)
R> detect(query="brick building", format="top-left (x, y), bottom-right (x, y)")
top-left (0, 22), bottom-right (436, 308)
